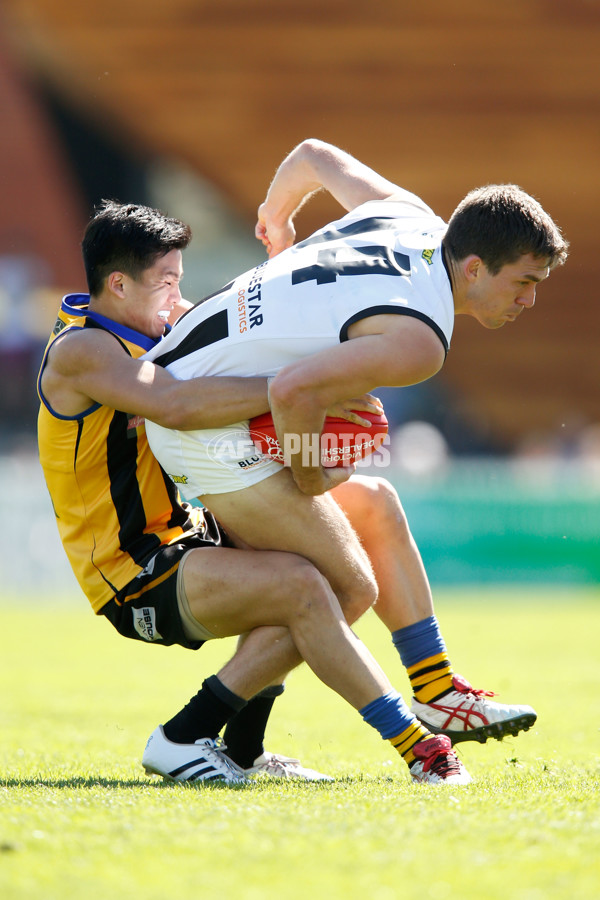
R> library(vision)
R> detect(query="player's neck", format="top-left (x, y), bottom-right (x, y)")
top-left (89, 293), bottom-right (123, 326)
top-left (442, 246), bottom-right (459, 298)
top-left (443, 250), bottom-right (470, 317)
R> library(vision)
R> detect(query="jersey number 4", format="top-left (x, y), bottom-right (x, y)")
top-left (291, 245), bottom-right (411, 286)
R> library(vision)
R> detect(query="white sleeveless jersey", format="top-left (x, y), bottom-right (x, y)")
top-left (144, 196), bottom-right (454, 380)
top-left (143, 196), bottom-right (455, 498)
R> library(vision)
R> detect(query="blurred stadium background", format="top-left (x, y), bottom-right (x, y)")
top-left (1, 0), bottom-right (598, 594)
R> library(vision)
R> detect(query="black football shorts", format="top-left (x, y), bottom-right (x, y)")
top-left (100, 512), bottom-right (231, 650)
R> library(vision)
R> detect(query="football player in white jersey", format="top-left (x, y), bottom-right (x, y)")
top-left (142, 139), bottom-right (567, 781)
top-left (144, 141), bottom-right (566, 499)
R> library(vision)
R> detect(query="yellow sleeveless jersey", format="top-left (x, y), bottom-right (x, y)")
top-left (37, 294), bottom-right (205, 613)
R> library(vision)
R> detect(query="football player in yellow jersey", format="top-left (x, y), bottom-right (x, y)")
top-left (39, 200), bottom-right (474, 785)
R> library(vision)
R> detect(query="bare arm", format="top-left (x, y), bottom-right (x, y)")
top-left (268, 316), bottom-right (445, 495)
top-left (41, 327), bottom-right (270, 429)
top-left (256, 139), bottom-right (413, 257)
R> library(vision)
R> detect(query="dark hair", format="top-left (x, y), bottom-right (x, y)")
top-left (82, 200), bottom-right (192, 296)
top-left (444, 184), bottom-right (568, 275)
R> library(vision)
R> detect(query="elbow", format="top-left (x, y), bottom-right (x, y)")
top-left (269, 369), bottom-right (324, 414)
top-left (268, 371), bottom-right (294, 411)
top-left (295, 138), bottom-right (333, 173)
top-left (158, 409), bottom-right (189, 430)
top-left (297, 138), bottom-right (326, 157)
top-left (147, 407), bottom-right (187, 431)
top-left (147, 389), bottom-right (193, 430)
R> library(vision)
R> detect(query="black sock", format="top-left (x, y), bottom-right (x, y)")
top-left (223, 685), bottom-right (285, 768)
top-left (162, 676), bottom-right (247, 744)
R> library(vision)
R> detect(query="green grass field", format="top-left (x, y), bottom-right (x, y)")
top-left (2, 588), bottom-right (599, 900)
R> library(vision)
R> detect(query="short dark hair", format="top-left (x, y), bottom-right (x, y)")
top-left (444, 184), bottom-right (568, 275)
top-left (82, 200), bottom-right (192, 296)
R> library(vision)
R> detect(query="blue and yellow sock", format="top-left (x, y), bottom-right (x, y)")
top-left (389, 720), bottom-right (433, 767)
top-left (359, 691), bottom-right (431, 766)
top-left (392, 615), bottom-right (455, 703)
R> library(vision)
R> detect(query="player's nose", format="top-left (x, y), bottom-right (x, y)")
top-left (517, 285), bottom-right (536, 308)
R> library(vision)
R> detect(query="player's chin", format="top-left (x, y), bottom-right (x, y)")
top-left (483, 317), bottom-right (510, 330)
top-left (153, 320), bottom-right (170, 337)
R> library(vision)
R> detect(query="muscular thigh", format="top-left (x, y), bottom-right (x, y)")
top-left (200, 468), bottom-right (375, 607)
top-left (180, 545), bottom-right (320, 638)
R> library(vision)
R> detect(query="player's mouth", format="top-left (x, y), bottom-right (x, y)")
top-left (157, 309), bottom-right (171, 322)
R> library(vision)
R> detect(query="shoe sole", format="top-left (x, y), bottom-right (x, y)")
top-left (417, 712), bottom-right (537, 745)
top-left (143, 763), bottom-right (174, 780)
top-left (142, 763), bottom-right (244, 784)
top-left (412, 775), bottom-right (473, 785)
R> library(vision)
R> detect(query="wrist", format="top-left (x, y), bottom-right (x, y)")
top-left (291, 462), bottom-right (327, 495)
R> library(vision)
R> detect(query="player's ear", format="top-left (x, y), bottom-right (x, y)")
top-left (462, 255), bottom-right (483, 283)
top-left (107, 271), bottom-right (126, 298)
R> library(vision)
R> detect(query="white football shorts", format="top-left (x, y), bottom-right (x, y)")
top-left (144, 419), bottom-right (282, 499)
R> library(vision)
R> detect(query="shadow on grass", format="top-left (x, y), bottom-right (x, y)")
top-left (0, 775), bottom-right (251, 790)
top-left (0, 774), bottom-right (398, 790)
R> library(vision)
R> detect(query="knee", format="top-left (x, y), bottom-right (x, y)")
top-left (336, 553), bottom-right (378, 623)
top-left (365, 476), bottom-right (412, 544)
top-left (290, 560), bottom-right (354, 626)
top-left (287, 558), bottom-right (338, 615)
top-left (341, 579), bottom-right (378, 625)
top-left (288, 558), bottom-right (376, 624)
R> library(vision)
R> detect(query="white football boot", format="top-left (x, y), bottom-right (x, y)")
top-left (411, 674), bottom-right (537, 744)
top-left (243, 751), bottom-right (333, 781)
top-left (410, 735), bottom-right (472, 785)
top-left (142, 726), bottom-right (248, 784)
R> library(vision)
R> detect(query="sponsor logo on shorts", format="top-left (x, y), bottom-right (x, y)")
top-left (237, 455), bottom-right (263, 469)
top-left (133, 607), bottom-right (163, 642)
top-left (206, 430), bottom-right (271, 471)
top-left (422, 248), bottom-right (435, 265)
top-left (170, 474), bottom-right (189, 484)
top-left (139, 556), bottom-right (157, 578)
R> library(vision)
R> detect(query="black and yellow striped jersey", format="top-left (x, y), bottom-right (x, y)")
top-left (37, 293), bottom-right (205, 613)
